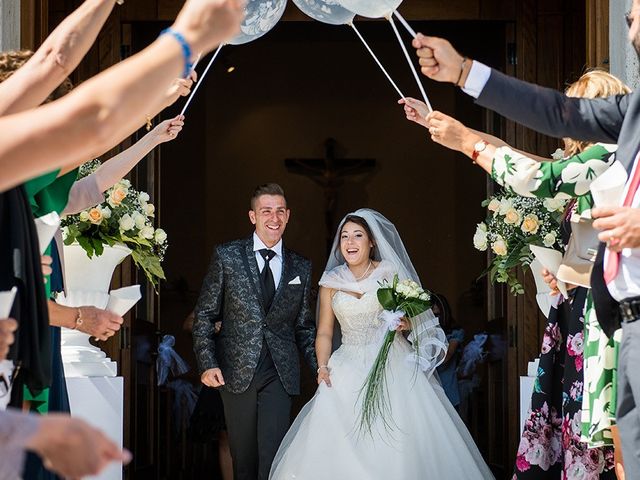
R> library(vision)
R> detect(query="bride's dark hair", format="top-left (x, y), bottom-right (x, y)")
top-left (335, 215), bottom-right (379, 261)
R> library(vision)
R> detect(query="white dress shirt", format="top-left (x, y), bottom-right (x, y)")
top-left (253, 232), bottom-right (283, 287)
top-left (460, 61), bottom-right (640, 301)
top-left (604, 156), bottom-right (640, 301)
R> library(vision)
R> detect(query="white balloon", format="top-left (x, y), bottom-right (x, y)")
top-left (293, 0), bottom-right (355, 25)
top-left (228, 0), bottom-right (288, 45)
top-left (337, 0), bottom-right (401, 19)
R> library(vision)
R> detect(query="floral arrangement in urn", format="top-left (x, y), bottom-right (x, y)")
top-left (61, 159), bottom-right (168, 288)
top-left (473, 190), bottom-right (568, 294)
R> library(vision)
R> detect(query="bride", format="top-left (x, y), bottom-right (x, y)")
top-left (270, 209), bottom-right (494, 479)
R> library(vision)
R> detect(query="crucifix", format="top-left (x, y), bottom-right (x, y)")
top-left (285, 138), bottom-right (376, 253)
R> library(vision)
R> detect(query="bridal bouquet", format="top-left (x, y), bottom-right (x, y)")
top-left (61, 159), bottom-right (168, 288)
top-left (473, 191), bottom-right (568, 294)
top-left (359, 275), bottom-right (431, 433)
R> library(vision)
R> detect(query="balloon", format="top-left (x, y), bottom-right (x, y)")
top-left (293, 0), bottom-right (355, 25)
top-left (337, 0), bottom-right (401, 19)
top-left (228, 0), bottom-right (288, 45)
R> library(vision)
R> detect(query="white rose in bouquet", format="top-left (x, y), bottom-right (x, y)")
top-left (119, 213), bottom-right (135, 231)
top-left (492, 237), bottom-right (508, 256)
top-left (543, 232), bottom-right (557, 247)
top-left (473, 223), bottom-right (488, 251)
top-left (154, 228), bottom-right (167, 244)
top-left (133, 212), bottom-right (146, 229)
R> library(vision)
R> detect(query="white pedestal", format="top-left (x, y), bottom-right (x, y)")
top-left (66, 377), bottom-right (124, 480)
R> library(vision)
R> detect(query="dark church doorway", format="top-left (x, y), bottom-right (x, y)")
top-left (122, 19), bottom-right (509, 479)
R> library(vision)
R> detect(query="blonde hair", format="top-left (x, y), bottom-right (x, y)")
top-left (0, 50), bottom-right (74, 102)
top-left (563, 70), bottom-right (631, 156)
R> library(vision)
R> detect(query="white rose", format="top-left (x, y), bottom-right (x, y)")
top-left (154, 228), bottom-right (167, 244)
top-left (101, 206), bottom-right (111, 219)
top-left (543, 232), bottom-right (557, 247)
top-left (492, 237), bottom-right (508, 256)
top-left (133, 212), bottom-right (146, 229)
top-left (419, 292), bottom-right (430, 301)
top-left (139, 225), bottom-right (155, 240)
top-left (473, 224), bottom-right (488, 251)
top-left (498, 198), bottom-right (513, 215)
top-left (543, 198), bottom-right (565, 212)
top-left (145, 203), bottom-right (155, 217)
top-left (138, 192), bottom-right (150, 204)
top-left (487, 199), bottom-right (501, 212)
top-left (79, 210), bottom-right (90, 222)
top-left (503, 207), bottom-right (521, 226)
top-left (119, 179), bottom-right (131, 188)
top-left (521, 214), bottom-right (541, 235)
top-left (119, 214), bottom-right (135, 231)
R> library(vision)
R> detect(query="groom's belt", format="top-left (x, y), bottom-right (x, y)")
top-left (619, 296), bottom-right (640, 323)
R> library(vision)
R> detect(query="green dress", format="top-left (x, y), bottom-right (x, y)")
top-left (492, 143), bottom-right (619, 447)
top-left (22, 168), bottom-right (78, 414)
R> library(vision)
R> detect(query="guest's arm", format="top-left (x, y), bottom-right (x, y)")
top-left (0, 0), bottom-right (243, 192)
top-left (295, 262), bottom-right (319, 374)
top-left (399, 97), bottom-right (550, 163)
top-left (412, 34), bottom-right (628, 143)
top-left (315, 287), bottom-right (334, 387)
top-left (0, 0), bottom-right (117, 116)
top-left (426, 110), bottom-right (617, 201)
top-left (194, 247), bottom-right (225, 387)
top-left (63, 116), bottom-right (184, 214)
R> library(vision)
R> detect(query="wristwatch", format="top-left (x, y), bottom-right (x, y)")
top-left (471, 140), bottom-right (489, 162)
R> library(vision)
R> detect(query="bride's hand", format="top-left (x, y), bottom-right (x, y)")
top-left (397, 317), bottom-right (411, 332)
top-left (398, 97), bottom-right (429, 129)
top-left (317, 366), bottom-right (332, 387)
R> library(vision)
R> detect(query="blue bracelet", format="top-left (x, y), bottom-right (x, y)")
top-left (160, 28), bottom-right (193, 78)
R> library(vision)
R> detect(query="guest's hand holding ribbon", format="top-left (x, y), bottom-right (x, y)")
top-left (74, 306), bottom-right (124, 341)
top-left (412, 34), bottom-right (472, 87)
top-left (593, 206), bottom-right (640, 251)
top-left (163, 70), bottom-right (198, 109)
top-left (152, 115), bottom-right (185, 144)
top-left (398, 97), bottom-right (429, 128)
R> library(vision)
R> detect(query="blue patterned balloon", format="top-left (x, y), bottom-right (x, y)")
top-left (228, 0), bottom-right (288, 45)
top-left (336, 0), bottom-right (401, 19)
top-left (293, 0), bottom-right (355, 25)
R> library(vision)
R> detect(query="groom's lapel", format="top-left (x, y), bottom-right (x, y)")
top-left (242, 237), bottom-right (266, 315)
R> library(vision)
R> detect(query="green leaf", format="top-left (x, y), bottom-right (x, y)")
top-left (76, 236), bottom-right (95, 258)
top-left (92, 237), bottom-right (104, 256)
top-left (377, 288), bottom-right (397, 311)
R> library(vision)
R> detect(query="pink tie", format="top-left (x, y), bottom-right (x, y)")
top-left (603, 155), bottom-right (640, 284)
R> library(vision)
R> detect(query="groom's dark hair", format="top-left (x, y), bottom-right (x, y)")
top-left (250, 183), bottom-right (287, 209)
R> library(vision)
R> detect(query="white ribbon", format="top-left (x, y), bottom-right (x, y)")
top-left (406, 309), bottom-right (448, 374)
top-left (380, 309), bottom-right (405, 331)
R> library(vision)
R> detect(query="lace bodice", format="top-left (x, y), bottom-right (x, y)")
top-left (332, 291), bottom-right (383, 345)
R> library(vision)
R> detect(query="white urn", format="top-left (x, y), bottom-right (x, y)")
top-left (56, 243), bottom-right (132, 377)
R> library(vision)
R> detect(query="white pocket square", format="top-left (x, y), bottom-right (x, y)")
top-left (288, 276), bottom-right (301, 285)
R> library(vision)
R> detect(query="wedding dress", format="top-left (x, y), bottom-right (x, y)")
top-left (270, 286), bottom-right (494, 479)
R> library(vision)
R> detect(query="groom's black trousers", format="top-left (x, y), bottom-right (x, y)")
top-left (219, 344), bottom-right (292, 480)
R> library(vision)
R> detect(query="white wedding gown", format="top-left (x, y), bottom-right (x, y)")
top-left (270, 291), bottom-right (495, 480)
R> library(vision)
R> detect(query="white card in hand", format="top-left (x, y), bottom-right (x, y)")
top-left (107, 285), bottom-right (142, 316)
top-left (590, 161), bottom-right (627, 208)
top-left (0, 287), bottom-right (17, 318)
top-left (530, 245), bottom-right (568, 298)
top-left (34, 211), bottom-right (61, 254)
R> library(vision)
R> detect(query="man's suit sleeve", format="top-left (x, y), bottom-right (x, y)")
top-left (477, 67), bottom-right (630, 143)
top-left (294, 260), bottom-right (319, 373)
top-left (193, 247), bottom-right (224, 372)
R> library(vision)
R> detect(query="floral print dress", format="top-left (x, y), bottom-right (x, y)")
top-left (491, 143), bottom-right (617, 478)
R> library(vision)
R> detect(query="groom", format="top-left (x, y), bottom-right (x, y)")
top-left (193, 183), bottom-right (318, 480)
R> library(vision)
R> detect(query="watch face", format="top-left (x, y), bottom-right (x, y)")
top-left (474, 141), bottom-right (487, 153)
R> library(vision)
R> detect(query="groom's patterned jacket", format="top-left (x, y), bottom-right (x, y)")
top-left (193, 236), bottom-right (318, 395)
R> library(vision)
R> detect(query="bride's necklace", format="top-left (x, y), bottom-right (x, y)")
top-left (353, 260), bottom-right (373, 280)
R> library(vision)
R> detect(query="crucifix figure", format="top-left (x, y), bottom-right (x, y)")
top-left (285, 138), bottom-right (376, 252)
